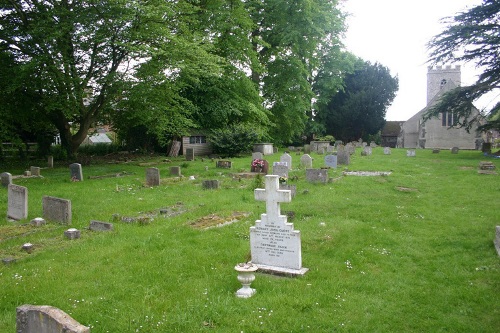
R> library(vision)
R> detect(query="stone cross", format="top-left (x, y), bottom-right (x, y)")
top-left (254, 175), bottom-right (291, 222)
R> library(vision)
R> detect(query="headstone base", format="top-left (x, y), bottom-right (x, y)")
top-left (253, 263), bottom-right (309, 277)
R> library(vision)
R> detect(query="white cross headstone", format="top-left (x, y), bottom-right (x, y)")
top-left (250, 175), bottom-right (308, 276)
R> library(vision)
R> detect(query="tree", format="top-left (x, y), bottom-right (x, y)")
top-left (0, 0), bottom-right (221, 157)
top-left (425, 0), bottom-right (500, 131)
top-left (315, 59), bottom-right (399, 142)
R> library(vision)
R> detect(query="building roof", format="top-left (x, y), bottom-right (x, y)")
top-left (88, 133), bottom-right (112, 144)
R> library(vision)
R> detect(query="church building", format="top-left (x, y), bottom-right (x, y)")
top-left (399, 65), bottom-right (483, 149)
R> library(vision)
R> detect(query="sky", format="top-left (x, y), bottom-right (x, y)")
top-left (342, 0), bottom-right (484, 121)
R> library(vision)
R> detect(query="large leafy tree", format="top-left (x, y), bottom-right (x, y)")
top-left (425, 0), bottom-right (500, 131)
top-left (0, 0), bottom-right (220, 157)
top-left (315, 59), bottom-right (399, 142)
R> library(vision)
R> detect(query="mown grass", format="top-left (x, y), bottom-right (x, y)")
top-left (0, 148), bottom-right (498, 332)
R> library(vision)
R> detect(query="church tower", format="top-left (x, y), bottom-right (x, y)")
top-left (426, 65), bottom-right (461, 105)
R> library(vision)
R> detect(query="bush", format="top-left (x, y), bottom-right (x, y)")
top-left (208, 124), bottom-right (259, 157)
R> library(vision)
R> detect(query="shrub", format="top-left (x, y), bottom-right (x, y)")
top-left (208, 124), bottom-right (259, 157)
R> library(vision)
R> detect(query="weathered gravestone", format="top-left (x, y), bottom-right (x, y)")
top-left (216, 160), bottom-right (232, 169)
top-left (42, 196), bottom-right (72, 224)
top-left (280, 153), bottom-right (292, 170)
top-left (272, 164), bottom-right (289, 178)
top-left (337, 145), bottom-right (350, 165)
top-left (362, 146), bottom-right (372, 156)
top-left (383, 147), bottom-right (391, 155)
top-left (185, 148), bottom-right (195, 161)
top-left (494, 226), bottom-right (500, 257)
top-left (324, 155), bottom-right (337, 168)
top-left (8, 184), bottom-right (28, 220)
top-left (48, 156), bottom-right (54, 168)
top-left (306, 169), bottom-right (328, 183)
top-left (279, 184), bottom-right (296, 198)
top-left (64, 228), bottom-right (81, 240)
top-left (432, 149), bottom-right (440, 154)
top-left (299, 154), bottom-right (313, 169)
top-left (170, 166), bottom-right (181, 177)
top-left (252, 152), bottom-right (263, 161)
top-left (407, 150), bottom-right (416, 157)
top-left (89, 220), bottom-right (113, 231)
top-left (69, 163), bottom-right (83, 181)
top-left (1, 172), bottom-right (12, 187)
top-left (202, 180), bottom-right (220, 189)
top-left (146, 167), bottom-right (160, 186)
top-left (303, 144), bottom-right (311, 154)
top-left (451, 147), bottom-right (459, 154)
top-left (250, 175), bottom-right (308, 276)
top-left (16, 304), bottom-right (90, 333)
top-left (345, 142), bottom-right (356, 155)
top-left (30, 166), bottom-right (41, 177)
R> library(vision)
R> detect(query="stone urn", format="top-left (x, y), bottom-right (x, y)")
top-left (235, 263), bottom-right (258, 298)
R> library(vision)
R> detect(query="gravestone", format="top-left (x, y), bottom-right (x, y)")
top-left (299, 154), bottom-right (313, 169)
top-left (362, 146), bottom-right (372, 156)
top-left (170, 166), bottom-right (181, 177)
top-left (370, 141), bottom-right (377, 148)
top-left (89, 220), bottom-right (113, 231)
top-left (383, 147), bottom-right (391, 155)
top-left (8, 184), bottom-right (28, 220)
top-left (494, 226), bottom-right (500, 256)
top-left (216, 160), bottom-right (232, 169)
top-left (324, 155), bottom-right (337, 168)
top-left (16, 304), bottom-right (90, 333)
top-left (146, 167), bottom-right (160, 186)
top-left (42, 196), bottom-right (72, 224)
top-left (30, 217), bottom-right (46, 226)
top-left (407, 150), bottom-right (416, 157)
top-left (306, 169), bottom-right (328, 183)
top-left (432, 149), bottom-right (440, 154)
top-left (64, 228), bottom-right (81, 240)
top-left (69, 163), bottom-right (83, 181)
top-left (202, 180), bottom-right (220, 189)
top-left (326, 145), bottom-right (335, 153)
top-left (345, 142), bottom-right (355, 155)
top-left (1, 172), bottom-right (12, 187)
top-left (251, 159), bottom-right (269, 174)
top-left (337, 145), bottom-right (350, 165)
top-left (185, 148), bottom-right (194, 161)
top-left (279, 184), bottom-right (296, 198)
top-left (272, 164), bottom-right (289, 178)
top-left (250, 175), bottom-right (308, 276)
top-left (303, 144), bottom-right (311, 154)
top-left (48, 156), bottom-right (54, 168)
top-left (280, 153), bottom-right (292, 170)
top-left (30, 166), bottom-right (41, 177)
top-left (24, 171), bottom-right (31, 177)
top-left (251, 152), bottom-right (263, 161)
top-left (451, 147), bottom-right (459, 154)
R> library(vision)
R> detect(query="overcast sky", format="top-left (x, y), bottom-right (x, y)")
top-left (342, 0), bottom-right (484, 121)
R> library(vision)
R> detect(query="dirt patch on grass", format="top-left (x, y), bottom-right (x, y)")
top-left (395, 186), bottom-right (418, 192)
top-left (189, 212), bottom-right (250, 229)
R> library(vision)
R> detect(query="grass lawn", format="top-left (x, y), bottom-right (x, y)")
top-left (0, 148), bottom-right (499, 332)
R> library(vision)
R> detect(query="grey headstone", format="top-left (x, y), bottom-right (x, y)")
top-left (89, 220), bottom-right (113, 231)
top-left (337, 145), bottom-right (350, 165)
top-left (370, 141), bottom-right (377, 148)
top-left (30, 218), bottom-right (46, 227)
top-left (1, 172), bottom-right (12, 187)
top-left (202, 180), bottom-right (220, 189)
top-left (451, 147), bottom-right (459, 154)
top-left (407, 150), bottom-right (416, 157)
top-left (252, 152), bottom-right (263, 161)
top-left (432, 149), bottom-right (440, 154)
top-left (24, 171), bottom-right (31, 177)
top-left (185, 148), bottom-right (194, 161)
top-left (280, 153), bottom-right (292, 170)
top-left (306, 169), bottom-right (328, 183)
top-left (300, 154), bottom-right (313, 169)
top-left (170, 166), bottom-right (181, 176)
top-left (326, 145), bottom-right (335, 153)
top-left (384, 147), bottom-right (391, 155)
top-left (216, 160), bottom-right (232, 168)
top-left (64, 228), bottom-right (81, 240)
top-left (48, 156), bottom-right (54, 168)
top-left (279, 184), bottom-right (296, 198)
top-left (30, 166), bottom-right (40, 177)
top-left (16, 304), bottom-right (90, 333)
top-left (69, 163), bottom-right (83, 181)
top-left (8, 184), bottom-right (28, 220)
top-left (345, 142), bottom-right (355, 155)
top-left (42, 196), bottom-right (72, 224)
top-left (272, 164), bottom-right (289, 178)
top-left (324, 155), bottom-right (337, 168)
top-left (362, 146), bottom-right (372, 156)
top-left (303, 144), bottom-right (311, 154)
top-left (146, 167), bottom-right (160, 186)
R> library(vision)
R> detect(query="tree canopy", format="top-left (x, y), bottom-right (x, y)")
top-left (314, 59), bottom-right (399, 142)
top-left (425, 0), bottom-right (500, 131)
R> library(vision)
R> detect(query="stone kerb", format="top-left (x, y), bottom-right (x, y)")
top-left (494, 226), bottom-right (500, 257)
top-left (16, 304), bottom-right (90, 333)
top-left (89, 220), bottom-right (114, 231)
top-left (250, 175), bottom-right (308, 276)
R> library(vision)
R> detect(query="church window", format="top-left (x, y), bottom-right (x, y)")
top-left (441, 112), bottom-right (457, 127)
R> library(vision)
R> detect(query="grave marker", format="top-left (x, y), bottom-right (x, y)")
top-left (299, 154), bottom-right (313, 168)
top-left (324, 155), bottom-right (337, 168)
top-left (384, 147), bottom-right (391, 155)
top-left (30, 166), bottom-right (41, 177)
top-left (451, 147), bottom-right (459, 154)
top-left (337, 145), bottom-right (350, 165)
top-left (252, 152), bottom-right (263, 161)
top-left (1, 172), bottom-right (12, 187)
top-left (407, 150), bottom-right (416, 157)
top-left (272, 164), bottom-right (289, 178)
top-left (250, 175), bottom-right (308, 276)
top-left (306, 169), bottom-right (328, 183)
top-left (64, 228), bottom-right (81, 240)
top-left (69, 163), bottom-right (83, 181)
top-left (89, 220), bottom-right (114, 231)
top-left (280, 153), bottom-right (292, 170)
top-left (8, 184), bottom-right (28, 220)
top-left (170, 166), bottom-right (181, 177)
top-left (185, 148), bottom-right (194, 161)
top-left (202, 180), bottom-right (220, 189)
top-left (216, 160), bottom-right (232, 169)
top-left (362, 146), bottom-right (372, 156)
top-left (146, 167), bottom-right (160, 186)
top-left (48, 155), bottom-right (54, 168)
top-left (42, 196), bottom-right (72, 224)
top-left (16, 304), bottom-right (90, 333)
